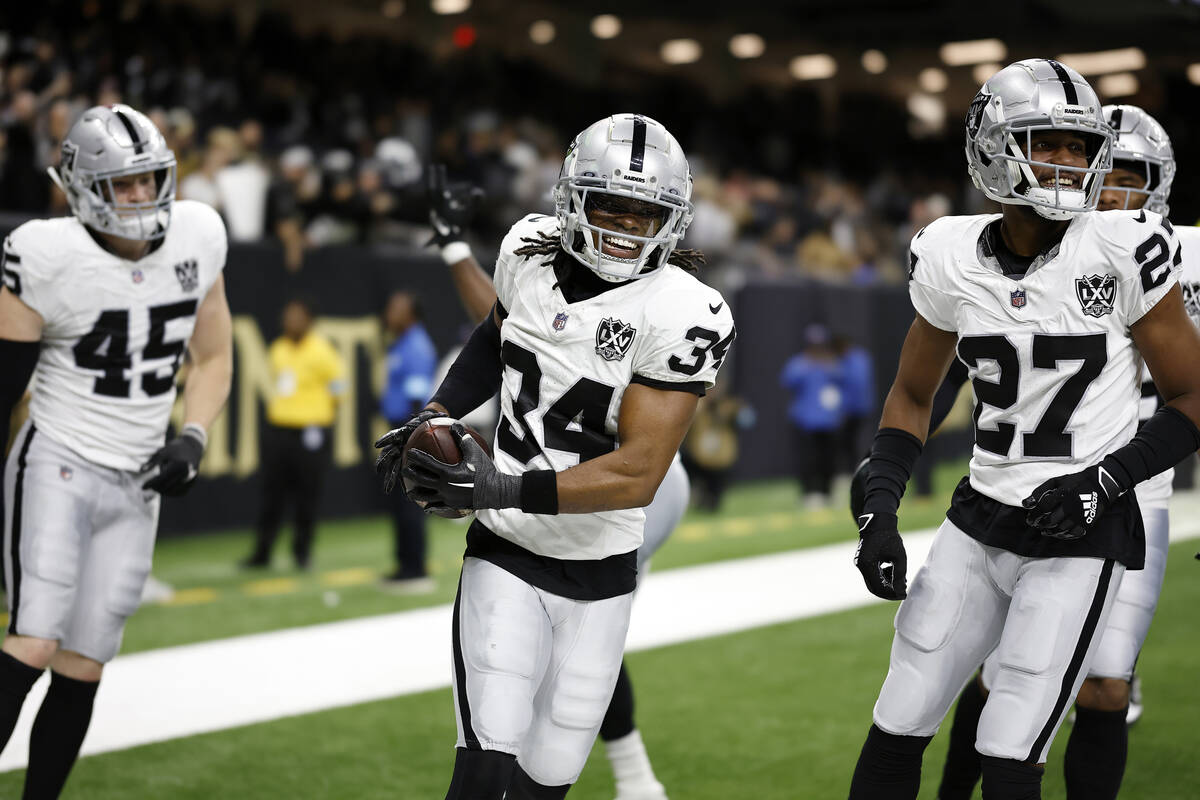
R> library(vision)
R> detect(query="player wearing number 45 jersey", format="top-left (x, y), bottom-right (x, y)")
top-left (374, 114), bottom-right (734, 799)
top-left (0, 105), bottom-right (232, 798)
top-left (847, 60), bottom-right (1200, 800)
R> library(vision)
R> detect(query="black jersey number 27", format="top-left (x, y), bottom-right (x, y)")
top-left (73, 301), bottom-right (199, 398)
top-left (958, 333), bottom-right (1107, 459)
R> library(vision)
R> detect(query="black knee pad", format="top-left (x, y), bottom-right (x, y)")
top-left (980, 756), bottom-right (1042, 800)
top-left (444, 748), bottom-right (515, 800)
top-left (506, 764), bottom-right (570, 800)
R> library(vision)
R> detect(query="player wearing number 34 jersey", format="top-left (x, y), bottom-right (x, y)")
top-left (374, 113), bottom-right (733, 799)
top-left (0, 104), bottom-right (232, 799)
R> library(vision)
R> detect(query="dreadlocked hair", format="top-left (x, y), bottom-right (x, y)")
top-left (512, 229), bottom-right (705, 273)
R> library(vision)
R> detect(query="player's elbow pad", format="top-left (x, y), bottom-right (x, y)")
top-left (0, 339), bottom-right (39, 443)
top-left (430, 305), bottom-right (503, 418)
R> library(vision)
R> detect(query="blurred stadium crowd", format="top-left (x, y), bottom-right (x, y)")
top-left (0, 2), bottom-right (986, 288)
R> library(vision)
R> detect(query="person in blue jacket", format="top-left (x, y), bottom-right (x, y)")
top-left (835, 335), bottom-right (875, 475)
top-left (780, 323), bottom-right (845, 508)
top-left (380, 290), bottom-right (438, 591)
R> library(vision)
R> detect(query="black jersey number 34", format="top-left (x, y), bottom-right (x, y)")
top-left (667, 326), bottom-right (735, 377)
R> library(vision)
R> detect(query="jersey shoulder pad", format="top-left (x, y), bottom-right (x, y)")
top-left (634, 268), bottom-right (735, 390)
top-left (495, 213), bottom-right (559, 310)
top-left (909, 214), bottom-right (993, 285)
top-left (1169, 223), bottom-right (1200, 278)
top-left (1089, 209), bottom-right (1173, 260)
top-left (173, 199), bottom-right (228, 269)
top-left (2, 218), bottom-right (82, 313)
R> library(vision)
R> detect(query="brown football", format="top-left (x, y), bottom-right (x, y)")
top-left (401, 418), bottom-right (492, 519)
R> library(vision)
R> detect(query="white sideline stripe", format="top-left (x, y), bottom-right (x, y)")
top-left (3, 496), bottom-right (1200, 771)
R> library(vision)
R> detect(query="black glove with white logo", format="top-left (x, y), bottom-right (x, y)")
top-left (141, 424), bottom-right (206, 496)
top-left (374, 409), bottom-right (448, 494)
top-left (426, 163), bottom-right (484, 251)
top-left (401, 423), bottom-right (520, 512)
top-left (854, 512), bottom-right (908, 601)
top-left (1022, 465), bottom-right (1121, 540)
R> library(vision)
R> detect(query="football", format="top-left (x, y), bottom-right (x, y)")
top-left (401, 417), bottom-right (492, 518)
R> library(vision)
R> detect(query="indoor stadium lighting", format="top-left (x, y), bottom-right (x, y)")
top-left (973, 62), bottom-right (1002, 86)
top-left (861, 49), bottom-right (887, 74)
top-left (790, 54), bottom-right (836, 81)
top-left (939, 38), bottom-right (1007, 66)
top-left (661, 39), bottom-right (702, 65)
top-left (1056, 47), bottom-right (1145, 76)
top-left (591, 14), bottom-right (622, 39)
top-left (907, 92), bottom-right (946, 130)
top-left (380, 0), bottom-right (404, 18)
top-left (1098, 72), bottom-right (1139, 97)
top-left (430, 0), bottom-right (469, 14)
top-left (529, 20), bottom-right (556, 45)
top-left (1189, 63), bottom-right (1200, 86)
top-left (918, 67), bottom-right (948, 93)
top-left (729, 33), bottom-right (765, 60)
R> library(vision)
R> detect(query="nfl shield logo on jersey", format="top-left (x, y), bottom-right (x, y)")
top-left (1010, 289), bottom-right (1026, 309)
top-left (553, 311), bottom-right (569, 331)
top-left (1075, 274), bottom-right (1117, 318)
top-left (174, 259), bottom-right (199, 292)
top-left (595, 318), bottom-right (636, 362)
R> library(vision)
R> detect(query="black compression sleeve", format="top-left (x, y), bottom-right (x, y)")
top-left (928, 358), bottom-right (969, 434)
top-left (862, 428), bottom-right (924, 515)
top-left (0, 339), bottom-right (38, 451)
top-left (1101, 405), bottom-right (1200, 492)
top-left (429, 304), bottom-right (503, 418)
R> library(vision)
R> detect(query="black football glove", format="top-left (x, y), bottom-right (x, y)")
top-left (141, 425), bottom-right (205, 496)
top-left (401, 423), bottom-right (520, 513)
top-left (854, 512), bottom-right (908, 601)
top-left (849, 455), bottom-right (870, 523)
top-left (374, 409), bottom-right (448, 494)
top-left (1022, 465), bottom-right (1122, 540)
top-left (426, 163), bottom-right (485, 249)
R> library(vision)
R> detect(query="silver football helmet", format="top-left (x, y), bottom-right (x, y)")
top-left (48, 104), bottom-right (177, 241)
top-left (965, 59), bottom-right (1112, 220)
top-left (554, 113), bottom-right (693, 282)
top-left (1102, 104), bottom-right (1175, 215)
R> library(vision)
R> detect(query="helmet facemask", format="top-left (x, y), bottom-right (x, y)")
top-left (995, 125), bottom-right (1112, 221)
top-left (1101, 158), bottom-right (1162, 212)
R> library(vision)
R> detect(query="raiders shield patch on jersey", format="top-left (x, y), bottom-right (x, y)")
top-left (1076, 274), bottom-right (1116, 318)
top-left (174, 259), bottom-right (199, 292)
top-left (595, 318), bottom-right (636, 362)
top-left (1181, 281), bottom-right (1200, 320)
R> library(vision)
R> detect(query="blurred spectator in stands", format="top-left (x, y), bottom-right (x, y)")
top-left (682, 380), bottom-right (755, 512)
top-left (266, 145), bottom-right (320, 272)
top-left (179, 126), bottom-right (239, 211)
top-left (379, 291), bottom-right (438, 592)
top-left (165, 108), bottom-right (200, 183)
top-left (244, 297), bottom-right (345, 570)
top-left (306, 149), bottom-right (360, 246)
top-left (834, 335), bottom-right (875, 474)
top-left (0, 91), bottom-right (49, 213)
top-left (780, 323), bottom-right (844, 509)
top-left (216, 118), bottom-right (270, 241)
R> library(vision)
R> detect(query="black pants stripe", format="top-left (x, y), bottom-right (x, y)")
top-left (1026, 557), bottom-right (1116, 762)
top-left (451, 573), bottom-right (479, 749)
top-left (7, 424), bottom-right (36, 635)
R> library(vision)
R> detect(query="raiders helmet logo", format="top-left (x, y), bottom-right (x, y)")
top-left (60, 140), bottom-right (78, 176)
top-left (595, 317), bottom-right (636, 361)
top-left (174, 259), bottom-right (199, 293)
top-left (965, 90), bottom-right (991, 139)
top-left (1075, 274), bottom-right (1116, 318)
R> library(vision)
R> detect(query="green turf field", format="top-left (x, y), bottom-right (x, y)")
top-left (4, 465), bottom-right (1197, 798)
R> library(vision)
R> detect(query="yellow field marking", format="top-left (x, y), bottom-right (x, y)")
top-left (761, 512), bottom-right (797, 530)
top-left (0, 613), bottom-right (8, 627)
top-left (242, 577), bottom-right (300, 597)
top-left (162, 588), bottom-right (219, 606)
top-left (320, 568), bottom-right (375, 588)
top-left (675, 522), bottom-right (710, 542)
top-left (722, 518), bottom-right (755, 537)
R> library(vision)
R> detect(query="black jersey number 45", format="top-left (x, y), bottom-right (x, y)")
top-left (73, 301), bottom-right (198, 398)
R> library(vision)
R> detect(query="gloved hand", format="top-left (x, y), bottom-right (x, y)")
top-left (141, 424), bottom-right (206, 496)
top-left (1022, 465), bottom-right (1121, 540)
top-left (374, 409), bottom-right (448, 494)
top-left (426, 163), bottom-right (485, 250)
top-left (849, 455), bottom-right (870, 523)
top-left (854, 512), bottom-right (908, 600)
top-left (401, 423), bottom-right (520, 513)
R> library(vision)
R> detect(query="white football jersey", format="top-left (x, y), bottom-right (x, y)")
top-left (910, 210), bottom-right (1181, 507)
top-left (1138, 224), bottom-right (1200, 505)
top-left (2, 201), bottom-right (227, 471)
top-left (477, 214), bottom-right (734, 560)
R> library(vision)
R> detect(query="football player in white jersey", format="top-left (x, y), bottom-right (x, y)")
top-left (0, 105), bottom-right (232, 797)
top-left (375, 114), bottom-right (733, 799)
top-left (930, 104), bottom-right (1199, 800)
top-left (846, 61), bottom-right (1200, 800)
top-left (415, 165), bottom-right (692, 800)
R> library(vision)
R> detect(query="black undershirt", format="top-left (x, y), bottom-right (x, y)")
top-left (550, 249), bottom-right (631, 304)
top-left (982, 219), bottom-right (1065, 280)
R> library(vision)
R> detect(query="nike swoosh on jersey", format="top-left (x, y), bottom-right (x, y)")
top-left (709, 302), bottom-right (723, 314)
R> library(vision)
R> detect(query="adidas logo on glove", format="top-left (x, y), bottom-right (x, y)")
top-left (1079, 491), bottom-right (1099, 525)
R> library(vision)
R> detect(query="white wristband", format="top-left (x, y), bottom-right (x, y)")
top-left (440, 241), bottom-right (472, 265)
top-left (181, 422), bottom-right (208, 452)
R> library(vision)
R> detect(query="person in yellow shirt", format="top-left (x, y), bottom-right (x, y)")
top-left (243, 297), bottom-right (344, 569)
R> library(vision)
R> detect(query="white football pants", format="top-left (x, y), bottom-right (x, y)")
top-left (451, 557), bottom-right (633, 786)
top-left (873, 519), bottom-right (1123, 764)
